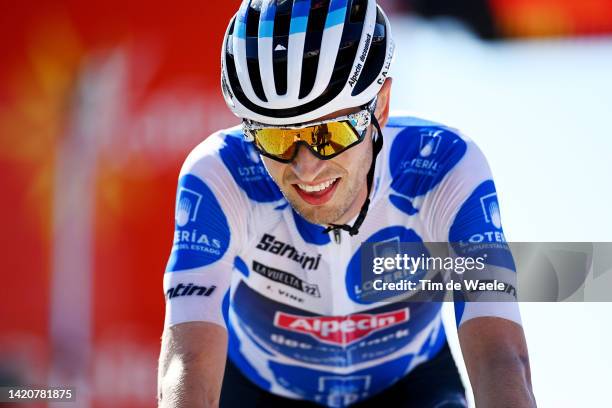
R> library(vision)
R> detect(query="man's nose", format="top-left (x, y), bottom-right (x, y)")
top-left (291, 144), bottom-right (326, 182)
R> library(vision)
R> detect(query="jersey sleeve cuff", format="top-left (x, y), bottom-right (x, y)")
top-left (163, 270), bottom-right (231, 329)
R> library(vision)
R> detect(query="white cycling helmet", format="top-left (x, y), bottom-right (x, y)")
top-left (221, 0), bottom-right (395, 125)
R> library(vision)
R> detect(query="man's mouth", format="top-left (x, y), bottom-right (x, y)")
top-left (293, 178), bottom-right (340, 205)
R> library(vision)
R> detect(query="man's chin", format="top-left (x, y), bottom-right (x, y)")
top-left (289, 201), bottom-right (343, 226)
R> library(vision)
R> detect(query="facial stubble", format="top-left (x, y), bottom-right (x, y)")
top-left (280, 140), bottom-right (373, 226)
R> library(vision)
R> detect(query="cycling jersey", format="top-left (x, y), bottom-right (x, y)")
top-left (163, 115), bottom-right (521, 407)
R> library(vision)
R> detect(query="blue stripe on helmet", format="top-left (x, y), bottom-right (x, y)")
top-left (292, 0), bottom-right (311, 18)
top-left (325, 0), bottom-right (348, 28)
top-left (235, 0), bottom-right (251, 39)
top-left (235, 21), bottom-right (247, 39)
top-left (259, 1), bottom-right (276, 38)
top-left (259, 20), bottom-right (274, 37)
top-left (289, 0), bottom-right (311, 34)
top-left (289, 16), bottom-right (309, 35)
top-left (260, 0), bottom-right (276, 21)
top-left (329, 0), bottom-right (348, 13)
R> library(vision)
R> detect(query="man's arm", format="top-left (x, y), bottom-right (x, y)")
top-left (158, 322), bottom-right (228, 408)
top-left (458, 316), bottom-right (536, 408)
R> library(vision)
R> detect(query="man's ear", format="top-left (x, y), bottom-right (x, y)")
top-left (375, 78), bottom-right (392, 128)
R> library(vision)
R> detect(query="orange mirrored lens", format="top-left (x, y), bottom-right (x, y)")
top-left (253, 121), bottom-right (360, 160)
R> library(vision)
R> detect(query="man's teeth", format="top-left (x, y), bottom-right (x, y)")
top-left (297, 178), bottom-right (337, 193)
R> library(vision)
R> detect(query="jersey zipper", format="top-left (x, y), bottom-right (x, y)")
top-left (327, 228), bottom-right (350, 316)
top-left (333, 229), bottom-right (342, 244)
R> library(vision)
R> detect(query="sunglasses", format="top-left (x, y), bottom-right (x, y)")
top-left (242, 100), bottom-right (376, 163)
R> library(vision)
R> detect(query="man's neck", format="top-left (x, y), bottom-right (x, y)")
top-left (327, 131), bottom-right (377, 228)
top-left (329, 178), bottom-right (369, 227)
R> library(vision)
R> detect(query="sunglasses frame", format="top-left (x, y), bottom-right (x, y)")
top-left (242, 99), bottom-right (377, 163)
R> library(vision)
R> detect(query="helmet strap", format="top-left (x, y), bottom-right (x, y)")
top-left (323, 114), bottom-right (384, 237)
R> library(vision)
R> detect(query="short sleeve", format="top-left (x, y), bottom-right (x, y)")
top-left (425, 134), bottom-right (521, 327)
top-left (163, 133), bottom-right (249, 329)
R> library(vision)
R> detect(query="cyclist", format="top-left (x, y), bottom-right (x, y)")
top-left (158, 1), bottom-right (536, 407)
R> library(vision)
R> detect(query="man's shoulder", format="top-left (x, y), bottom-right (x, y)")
top-left (383, 113), bottom-right (473, 163)
top-left (181, 125), bottom-right (242, 173)
top-left (181, 125), bottom-right (283, 204)
top-left (381, 114), bottom-right (486, 200)
top-left (384, 113), bottom-right (469, 142)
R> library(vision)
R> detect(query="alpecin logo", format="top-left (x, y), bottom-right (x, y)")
top-left (273, 309), bottom-right (410, 346)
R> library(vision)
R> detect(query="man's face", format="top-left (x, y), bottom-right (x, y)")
top-left (261, 108), bottom-right (374, 226)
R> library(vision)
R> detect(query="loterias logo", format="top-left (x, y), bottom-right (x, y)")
top-left (166, 283), bottom-right (216, 299)
top-left (480, 192), bottom-right (502, 229)
top-left (449, 181), bottom-right (515, 271)
top-left (389, 127), bottom-right (466, 199)
top-left (454, 184), bottom-right (507, 246)
top-left (167, 174), bottom-right (230, 271)
top-left (397, 129), bottom-right (445, 174)
top-left (175, 187), bottom-right (202, 227)
top-left (419, 130), bottom-right (443, 157)
top-left (174, 186), bottom-right (221, 250)
top-left (273, 309), bottom-right (409, 346)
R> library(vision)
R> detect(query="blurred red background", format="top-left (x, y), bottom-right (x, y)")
top-left (491, 0), bottom-right (612, 36)
top-left (1, 1), bottom-right (611, 407)
top-left (1, 1), bottom-right (239, 406)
